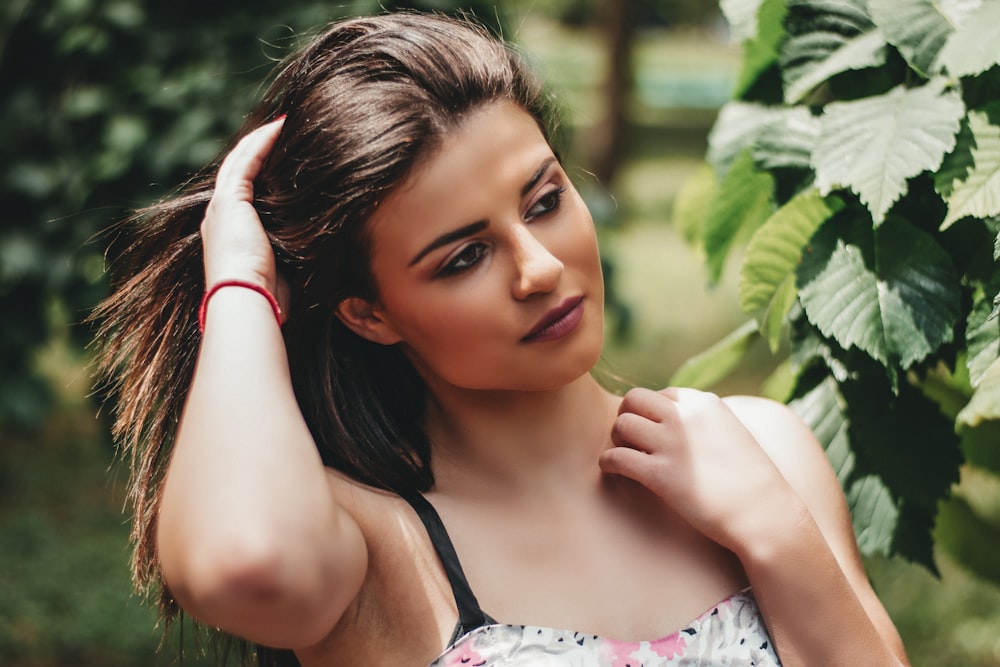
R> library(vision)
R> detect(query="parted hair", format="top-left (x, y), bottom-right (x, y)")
top-left (93, 11), bottom-right (555, 665)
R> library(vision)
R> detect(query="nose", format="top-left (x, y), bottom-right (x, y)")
top-left (510, 224), bottom-right (563, 299)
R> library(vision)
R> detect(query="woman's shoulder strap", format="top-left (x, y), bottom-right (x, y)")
top-left (400, 491), bottom-right (494, 639)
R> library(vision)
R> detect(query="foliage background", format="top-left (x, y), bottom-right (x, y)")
top-left (1, 0), bottom-right (998, 665)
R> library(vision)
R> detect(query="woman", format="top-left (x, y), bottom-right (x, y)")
top-left (95, 12), bottom-right (909, 667)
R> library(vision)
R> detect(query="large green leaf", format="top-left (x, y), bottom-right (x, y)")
top-left (935, 1), bottom-right (1000, 77)
top-left (752, 106), bottom-right (821, 171)
top-left (789, 375), bottom-right (898, 556)
top-left (843, 379), bottom-right (962, 513)
top-left (841, 377), bottom-right (961, 566)
top-left (939, 110), bottom-right (1000, 229)
top-left (812, 78), bottom-right (965, 225)
top-left (704, 150), bottom-right (774, 282)
top-left (868, 0), bottom-right (954, 76)
top-left (671, 162), bottom-right (718, 249)
top-left (707, 101), bottom-right (782, 176)
top-left (789, 374), bottom-right (853, 484)
top-left (847, 474), bottom-right (899, 556)
top-left (740, 189), bottom-right (844, 350)
top-left (669, 320), bottom-right (760, 390)
top-left (958, 357), bottom-right (1000, 427)
top-left (796, 216), bottom-right (962, 370)
top-left (780, 0), bottom-right (886, 103)
top-left (733, 0), bottom-right (788, 99)
top-left (966, 283), bottom-right (1000, 387)
top-left (934, 115), bottom-right (977, 199)
top-left (938, 0), bottom-right (984, 27)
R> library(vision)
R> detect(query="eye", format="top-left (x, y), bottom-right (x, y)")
top-left (526, 186), bottom-right (566, 220)
top-left (439, 242), bottom-right (488, 277)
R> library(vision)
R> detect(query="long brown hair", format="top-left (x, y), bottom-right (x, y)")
top-left (93, 12), bottom-right (556, 664)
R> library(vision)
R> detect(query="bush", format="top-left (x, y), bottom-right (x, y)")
top-left (675, 0), bottom-right (1000, 575)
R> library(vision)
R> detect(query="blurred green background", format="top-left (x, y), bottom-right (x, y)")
top-left (1, 1), bottom-right (999, 665)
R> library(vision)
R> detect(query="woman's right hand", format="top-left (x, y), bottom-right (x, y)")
top-left (200, 117), bottom-right (286, 307)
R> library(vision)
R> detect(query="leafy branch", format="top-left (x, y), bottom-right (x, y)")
top-left (678, 0), bottom-right (1000, 574)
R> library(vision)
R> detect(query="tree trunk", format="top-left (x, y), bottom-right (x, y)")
top-left (591, 0), bottom-right (637, 189)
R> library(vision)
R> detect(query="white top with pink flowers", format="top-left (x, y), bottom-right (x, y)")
top-left (402, 492), bottom-right (779, 667)
top-left (426, 589), bottom-right (780, 667)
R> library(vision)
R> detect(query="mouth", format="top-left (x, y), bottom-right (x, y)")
top-left (522, 295), bottom-right (585, 343)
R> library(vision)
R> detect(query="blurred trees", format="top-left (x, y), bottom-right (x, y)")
top-left (0, 0), bottom-right (505, 430)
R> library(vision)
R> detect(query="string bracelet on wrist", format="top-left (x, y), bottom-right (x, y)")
top-left (198, 279), bottom-right (283, 333)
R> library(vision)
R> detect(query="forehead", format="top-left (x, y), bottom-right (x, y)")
top-left (367, 101), bottom-right (555, 259)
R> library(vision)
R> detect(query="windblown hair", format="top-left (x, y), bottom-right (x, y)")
top-left (92, 12), bottom-right (555, 665)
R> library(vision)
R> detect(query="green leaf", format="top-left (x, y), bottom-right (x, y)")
top-left (789, 375), bottom-right (898, 556)
top-left (843, 379), bottom-right (962, 513)
top-left (789, 375), bottom-right (853, 484)
top-left (939, 110), bottom-right (1000, 229)
top-left (966, 284), bottom-right (1000, 387)
top-left (669, 320), bottom-right (759, 390)
top-left (841, 377), bottom-right (961, 566)
top-left (958, 357), bottom-right (1000, 427)
top-left (704, 150), bottom-right (774, 283)
top-left (740, 190), bottom-right (844, 350)
top-left (935, 1), bottom-right (1000, 77)
top-left (671, 162), bottom-right (718, 249)
top-left (797, 216), bottom-right (962, 370)
top-left (847, 474), bottom-right (899, 556)
top-left (936, 495), bottom-right (1000, 586)
top-left (938, 0), bottom-right (984, 28)
top-left (781, 0), bottom-right (886, 103)
top-left (733, 0), bottom-right (788, 98)
top-left (959, 420), bottom-right (1000, 476)
top-left (707, 102), bottom-right (782, 176)
top-left (934, 115), bottom-right (977, 199)
top-left (761, 358), bottom-right (797, 401)
top-left (812, 78), bottom-right (965, 225)
top-left (868, 0), bottom-right (954, 76)
top-left (721, 0), bottom-right (765, 41)
top-left (752, 106), bottom-right (821, 171)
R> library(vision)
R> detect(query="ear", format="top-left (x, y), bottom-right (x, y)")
top-left (335, 297), bottom-right (403, 346)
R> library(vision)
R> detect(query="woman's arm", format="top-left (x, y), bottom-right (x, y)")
top-left (156, 120), bottom-right (368, 649)
top-left (600, 387), bottom-right (909, 666)
top-left (723, 395), bottom-right (908, 666)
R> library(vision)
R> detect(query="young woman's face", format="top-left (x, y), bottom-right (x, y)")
top-left (360, 101), bottom-right (605, 392)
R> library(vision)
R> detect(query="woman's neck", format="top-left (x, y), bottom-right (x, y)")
top-left (423, 374), bottom-right (620, 500)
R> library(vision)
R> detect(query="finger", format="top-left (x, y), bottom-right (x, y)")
top-left (215, 117), bottom-right (286, 197)
top-left (610, 411), bottom-right (662, 451)
top-left (618, 386), bottom-right (676, 423)
top-left (599, 446), bottom-right (657, 487)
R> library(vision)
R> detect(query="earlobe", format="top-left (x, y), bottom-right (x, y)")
top-left (335, 297), bottom-right (403, 345)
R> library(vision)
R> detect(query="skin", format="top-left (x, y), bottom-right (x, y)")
top-left (157, 102), bottom-right (910, 666)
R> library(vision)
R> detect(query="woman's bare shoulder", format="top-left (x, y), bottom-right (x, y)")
top-left (721, 395), bottom-right (831, 484)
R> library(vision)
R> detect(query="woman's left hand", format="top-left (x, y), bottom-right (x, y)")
top-left (599, 387), bottom-right (804, 554)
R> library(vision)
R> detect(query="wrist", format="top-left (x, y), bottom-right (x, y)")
top-left (728, 486), bottom-right (813, 565)
top-left (199, 279), bottom-right (283, 333)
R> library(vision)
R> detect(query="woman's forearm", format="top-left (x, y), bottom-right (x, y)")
top-left (157, 287), bottom-right (365, 646)
top-left (738, 503), bottom-right (908, 667)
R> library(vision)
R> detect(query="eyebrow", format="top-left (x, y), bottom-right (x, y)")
top-left (408, 157), bottom-right (559, 267)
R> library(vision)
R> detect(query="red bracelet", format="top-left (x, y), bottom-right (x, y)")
top-left (198, 279), bottom-right (283, 333)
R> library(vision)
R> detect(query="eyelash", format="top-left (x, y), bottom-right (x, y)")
top-left (527, 186), bottom-right (566, 220)
top-left (437, 186), bottom-right (567, 277)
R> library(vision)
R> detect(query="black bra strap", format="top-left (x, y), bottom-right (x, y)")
top-left (401, 492), bottom-right (495, 638)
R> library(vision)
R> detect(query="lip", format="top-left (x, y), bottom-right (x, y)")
top-left (522, 295), bottom-right (585, 343)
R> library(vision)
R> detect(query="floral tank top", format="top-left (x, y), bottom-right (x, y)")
top-left (402, 493), bottom-right (781, 667)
